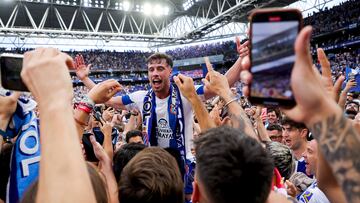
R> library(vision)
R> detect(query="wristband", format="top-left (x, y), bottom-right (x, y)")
top-left (80, 95), bottom-right (95, 109)
top-left (223, 98), bottom-right (238, 108)
top-left (77, 104), bottom-right (92, 114)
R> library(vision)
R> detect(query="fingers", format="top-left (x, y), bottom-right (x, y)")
top-left (236, 36), bottom-right (241, 51)
top-left (294, 26), bottom-right (313, 70)
top-left (9, 91), bottom-right (21, 101)
top-left (57, 53), bottom-right (74, 69)
top-left (202, 78), bottom-right (210, 88)
top-left (333, 75), bottom-right (345, 101)
top-left (173, 75), bottom-right (181, 86)
top-left (241, 56), bottom-right (250, 71)
top-left (204, 57), bottom-right (214, 72)
top-left (90, 135), bottom-right (101, 149)
top-left (317, 48), bottom-right (331, 78)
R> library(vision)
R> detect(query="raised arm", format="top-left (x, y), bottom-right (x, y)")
top-left (21, 48), bottom-right (96, 203)
top-left (74, 54), bottom-right (126, 110)
top-left (202, 57), bottom-right (258, 141)
top-left (74, 79), bottom-right (122, 140)
top-left (203, 38), bottom-right (249, 99)
top-left (174, 74), bottom-right (216, 131)
top-left (241, 26), bottom-right (360, 203)
top-left (338, 79), bottom-right (356, 109)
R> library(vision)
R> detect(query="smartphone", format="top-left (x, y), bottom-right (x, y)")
top-left (93, 110), bottom-right (104, 126)
top-left (249, 8), bottom-right (303, 107)
top-left (0, 53), bottom-right (28, 91)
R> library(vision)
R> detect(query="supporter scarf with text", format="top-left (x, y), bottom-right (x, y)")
top-left (142, 84), bottom-right (186, 162)
top-left (6, 102), bottom-right (40, 203)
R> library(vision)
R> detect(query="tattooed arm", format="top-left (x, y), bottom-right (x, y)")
top-left (316, 145), bottom-right (347, 203)
top-left (309, 112), bottom-right (360, 203)
top-left (240, 26), bottom-right (360, 201)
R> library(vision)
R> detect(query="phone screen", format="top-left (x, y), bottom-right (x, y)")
top-left (0, 54), bottom-right (28, 91)
top-left (250, 10), bottom-right (301, 106)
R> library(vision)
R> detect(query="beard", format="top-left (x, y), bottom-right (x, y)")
top-left (345, 109), bottom-right (357, 119)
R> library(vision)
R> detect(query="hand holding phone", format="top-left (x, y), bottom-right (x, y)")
top-left (0, 53), bottom-right (28, 91)
top-left (249, 8), bottom-right (303, 107)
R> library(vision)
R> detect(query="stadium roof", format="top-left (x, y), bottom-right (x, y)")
top-left (0, 0), bottom-right (342, 49)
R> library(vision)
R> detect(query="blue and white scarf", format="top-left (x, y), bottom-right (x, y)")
top-left (142, 84), bottom-right (186, 162)
top-left (5, 98), bottom-right (40, 203)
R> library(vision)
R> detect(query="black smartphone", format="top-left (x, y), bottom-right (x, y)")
top-left (0, 53), bottom-right (28, 91)
top-left (93, 110), bottom-right (104, 126)
top-left (249, 8), bottom-right (303, 107)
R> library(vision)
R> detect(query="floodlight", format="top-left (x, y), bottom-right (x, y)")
top-left (100, 0), bottom-right (103, 4)
top-left (143, 2), bottom-right (152, 15)
top-left (43, 0), bottom-right (48, 3)
top-left (73, 2), bottom-right (76, 5)
top-left (56, 0), bottom-right (60, 3)
top-left (163, 6), bottom-right (169, 15)
top-left (95, 4), bottom-right (98, 7)
top-left (123, 1), bottom-right (130, 11)
top-left (154, 4), bottom-right (162, 16)
top-left (95, 0), bottom-right (98, 4)
top-left (84, 2), bottom-right (89, 6)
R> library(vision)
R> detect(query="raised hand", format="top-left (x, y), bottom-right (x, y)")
top-left (74, 54), bottom-right (91, 80)
top-left (344, 79), bottom-right (357, 91)
top-left (0, 92), bottom-right (21, 122)
top-left (90, 135), bottom-right (110, 163)
top-left (202, 57), bottom-right (232, 100)
top-left (316, 48), bottom-right (344, 102)
top-left (87, 79), bottom-right (122, 104)
top-left (236, 37), bottom-right (249, 58)
top-left (21, 48), bottom-right (74, 107)
top-left (100, 121), bottom-right (113, 136)
top-left (173, 74), bottom-right (197, 101)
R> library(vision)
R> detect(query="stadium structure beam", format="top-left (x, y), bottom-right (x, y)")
top-left (0, 2), bottom-right (176, 46)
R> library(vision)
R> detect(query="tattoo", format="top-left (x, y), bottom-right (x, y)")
top-left (229, 110), bottom-right (258, 140)
top-left (310, 114), bottom-right (360, 202)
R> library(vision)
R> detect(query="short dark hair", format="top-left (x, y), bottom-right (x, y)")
top-left (125, 130), bottom-right (143, 143)
top-left (146, 53), bottom-right (173, 68)
top-left (119, 147), bottom-right (184, 203)
top-left (195, 126), bottom-right (274, 203)
top-left (21, 163), bottom-right (108, 203)
top-left (265, 141), bottom-right (294, 180)
top-left (266, 123), bottom-right (282, 131)
top-left (113, 143), bottom-right (146, 182)
top-left (266, 107), bottom-right (280, 118)
top-left (346, 100), bottom-right (359, 108)
top-left (280, 116), bottom-right (307, 130)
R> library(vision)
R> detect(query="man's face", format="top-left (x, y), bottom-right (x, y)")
top-left (302, 140), bottom-right (318, 176)
top-left (267, 129), bottom-right (282, 143)
top-left (148, 58), bottom-right (171, 94)
top-left (128, 136), bottom-right (144, 144)
top-left (267, 111), bottom-right (278, 124)
top-left (282, 124), bottom-right (304, 150)
top-left (345, 102), bottom-right (359, 113)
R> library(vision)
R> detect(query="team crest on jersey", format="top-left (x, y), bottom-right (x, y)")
top-left (158, 118), bottom-right (168, 128)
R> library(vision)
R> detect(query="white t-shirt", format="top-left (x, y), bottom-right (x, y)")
top-left (121, 86), bottom-right (204, 160)
top-left (298, 181), bottom-right (330, 203)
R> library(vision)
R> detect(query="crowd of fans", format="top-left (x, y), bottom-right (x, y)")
top-left (0, 1), bottom-right (360, 203)
top-left (304, 0), bottom-right (360, 36)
